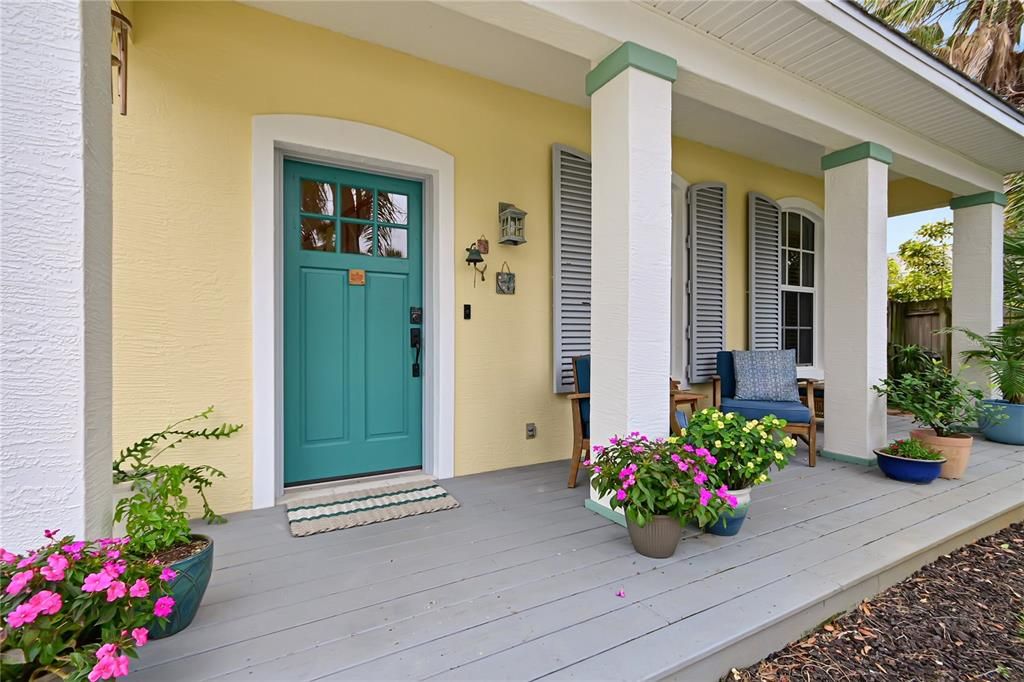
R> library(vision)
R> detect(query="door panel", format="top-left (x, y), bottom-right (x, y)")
top-left (284, 160), bottom-right (423, 485)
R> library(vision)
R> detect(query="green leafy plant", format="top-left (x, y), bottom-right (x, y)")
top-left (113, 407), bottom-right (242, 557)
top-left (1, 533), bottom-right (174, 682)
top-left (682, 407), bottom-right (796, 490)
top-left (887, 220), bottom-right (952, 303)
top-left (586, 433), bottom-right (737, 529)
top-left (872, 360), bottom-right (1001, 436)
top-left (881, 438), bottom-right (945, 461)
top-left (948, 325), bottom-right (1024, 404)
top-left (889, 343), bottom-right (940, 379)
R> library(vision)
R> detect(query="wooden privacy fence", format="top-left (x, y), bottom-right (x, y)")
top-left (888, 298), bottom-right (952, 368)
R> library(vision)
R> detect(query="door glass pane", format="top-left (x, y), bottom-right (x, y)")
top-left (783, 291), bottom-right (798, 326)
top-left (786, 213), bottom-right (800, 247)
top-left (786, 249), bottom-right (801, 286)
top-left (378, 192), bottom-right (408, 225)
top-left (798, 330), bottom-right (813, 365)
top-left (301, 180), bottom-right (335, 216)
top-left (340, 187), bottom-right (373, 220)
top-left (377, 227), bottom-right (408, 258)
top-left (300, 218), bottom-right (335, 252)
top-left (798, 291), bottom-right (813, 327)
top-left (802, 252), bottom-right (814, 287)
top-left (340, 222), bottom-right (374, 255)
top-left (802, 216), bottom-right (815, 250)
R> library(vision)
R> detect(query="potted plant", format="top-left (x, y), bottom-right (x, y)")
top-left (949, 325), bottom-right (1024, 445)
top-left (113, 407), bottom-right (242, 638)
top-left (1, 532), bottom-right (174, 681)
top-left (586, 433), bottom-right (737, 557)
top-left (872, 361), bottom-right (999, 480)
top-left (874, 438), bottom-right (946, 484)
top-left (681, 408), bottom-right (796, 536)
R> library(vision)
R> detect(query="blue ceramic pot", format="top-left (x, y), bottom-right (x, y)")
top-left (150, 535), bottom-right (214, 639)
top-left (980, 399), bottom-right (1024, 446)
top-left (707, 503), bottom-right (749, 536)
top-left (874, 450), bottom-right (943, 484)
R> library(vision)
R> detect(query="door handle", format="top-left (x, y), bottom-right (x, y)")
top-left (410, 328), bottom-right (421, 378)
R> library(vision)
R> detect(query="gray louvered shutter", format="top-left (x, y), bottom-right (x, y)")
top-left (748, 193), bottom-right (782, 350)
top-left (552, 145), bottom-right (592, 393)
top-left (687, 182), bottom-right (727, 384)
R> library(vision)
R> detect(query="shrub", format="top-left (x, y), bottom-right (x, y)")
top-left (882, 438), bottom-right (945, 461)
top-left (682, 407), bottom-right (796, 491)
top-left (872, 359), bottom-right (1001, 436)
top-left (113, 407), bottom-right (242, 558)
top-left (586, 433), bottom-right (738, 529)
top-left (0, 533), bottom-right (174, 681)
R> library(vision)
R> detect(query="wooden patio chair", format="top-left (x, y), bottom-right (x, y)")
top-left (566, 355), bottom-right (591, 488)
top-left (711, 350), bottom-right (818, 466)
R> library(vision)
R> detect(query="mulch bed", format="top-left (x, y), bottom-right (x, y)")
top-left (729, 522), bottom-right (1024, 681)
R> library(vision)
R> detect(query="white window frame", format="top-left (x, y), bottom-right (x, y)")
top-left (670, 173), bottom-right (689, 383)
top-left (777, 198), bottom-right (824, 380)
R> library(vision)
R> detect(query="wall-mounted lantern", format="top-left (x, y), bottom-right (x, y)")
top-left (498, 202), bottom-right (527, 245)
top-left (465, 243), bottom-right (487, 287)
top-left (110, 9), bottom-right (132, 116)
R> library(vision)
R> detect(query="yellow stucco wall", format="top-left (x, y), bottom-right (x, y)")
top-left (113, 1), bottom-right (945, 513)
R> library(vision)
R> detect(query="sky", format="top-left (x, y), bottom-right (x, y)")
top-left (887, 207), bottom-right (952, 253)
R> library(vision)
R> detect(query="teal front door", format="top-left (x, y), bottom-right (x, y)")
top-left (283, 160), bottom-right (423, 485)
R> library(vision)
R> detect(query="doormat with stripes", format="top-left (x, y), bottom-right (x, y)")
top-left (286, 475), bottom-right (460, 537)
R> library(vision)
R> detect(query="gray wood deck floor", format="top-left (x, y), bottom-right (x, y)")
top-left (130, 416), bottom-right (1024, 681)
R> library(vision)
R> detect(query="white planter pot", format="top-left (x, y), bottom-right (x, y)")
top-left (729, 487), bottom-right (752, 508)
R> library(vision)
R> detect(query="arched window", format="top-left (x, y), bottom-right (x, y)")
top-left (781, 210), bottom-right (817, 366)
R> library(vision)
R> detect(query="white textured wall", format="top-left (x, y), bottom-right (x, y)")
top-left (1, 0), bottom-right (112, 551)
top-left (590, 67), bottom-right (673, 506)
top-left (823, 157), bottom-right (889, 461)
top-left (952, 202), bottom-right (1004, 395)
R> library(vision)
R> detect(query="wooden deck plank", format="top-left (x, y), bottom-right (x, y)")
top-left (129, 420), bottom-right (1024, 681)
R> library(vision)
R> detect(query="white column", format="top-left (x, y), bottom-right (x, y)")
top-left (822, 143), bottom-right (891, 463)
top-left (951, 193), bottom-right (1005, 395)
top-left (1, 1), bottom-right (112, 550)
top-left (586, 43), bottom-right (676, 516)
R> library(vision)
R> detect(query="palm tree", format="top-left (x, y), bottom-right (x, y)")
top-left (862, 0), bottom-right (1023, 107)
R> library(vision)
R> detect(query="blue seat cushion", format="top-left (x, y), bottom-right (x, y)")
top-left (732, 349), bottom-right (800, 402)
top-left (573, 355), bottom-right (591, 439)
top-left (720, 397), bottom-right (811, 424)
top-left (716, 351), bottom-right (737, 399)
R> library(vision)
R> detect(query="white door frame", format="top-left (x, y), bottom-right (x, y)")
top-left (251, 115), bottom-right (455, 508)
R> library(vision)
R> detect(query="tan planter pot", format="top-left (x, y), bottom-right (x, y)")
top-left (626, 514), bottom-right (682, 558)
top-left (911, 429), bottom-right (973, 480)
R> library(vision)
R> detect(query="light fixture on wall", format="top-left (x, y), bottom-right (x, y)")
top-left (465, 243), bottom-right (487, 287)
top-left (111, 8), bottom-right (132, 116)
top-left (498, 202), bottom-right (527, 245)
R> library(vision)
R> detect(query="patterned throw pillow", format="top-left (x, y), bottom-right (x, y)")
top-left (733, 349), bottom-right (799, 402)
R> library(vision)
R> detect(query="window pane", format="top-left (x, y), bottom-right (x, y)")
top-left (301, 180), bottom-right (335, 215)
top-left (783, 328), bottom-right (798, 351)
top-left (340, 187), bottom-right (373, 220)
top-left (786, 249), bottom-right (801, 286)
top-left (378, 192), bottom-right (408, 225)
top-left (798, 330), bottom-right (813, 365)
top-left (783, 291), bottom-right (799, 326)
top-left (802, 252), bottom-right (814, 287)
top-left (786, 213), bottom-right (800, 247)
top-left (802, 216), bottom-right (814, 250)
top-left (377, 227), bottom-right (408, 258)
top-left (798, 291), bottom-right (813, 327)
top-left (340, 222), bottom-right (373, 255)
top-left (300, 218), bottom-right (335, 252)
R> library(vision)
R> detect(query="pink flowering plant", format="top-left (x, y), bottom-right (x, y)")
top-left (682, 407), bottom-right (796, 491)
top-left (0, 533), bottom-right (175, 681)
top-left (585, 432), bottom-right (738, 529)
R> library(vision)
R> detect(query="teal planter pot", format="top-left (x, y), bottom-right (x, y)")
top-left (980, 399), bottom-right (1024, 446)
top-left (150, 535), bottom-right (214, 639)
top-left (706, 503), bottom-right (749, 536)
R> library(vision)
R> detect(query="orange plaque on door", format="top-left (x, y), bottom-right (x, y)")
top-left (349, 269), bottom-right (366, 286)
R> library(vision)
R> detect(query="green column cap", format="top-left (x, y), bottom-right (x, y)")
top-left (949, 191), bottom-right (1008, 209)
top-left (820, 142), bottom-right (893, 171)
top-left (586, 42), bottom-right (677, 96)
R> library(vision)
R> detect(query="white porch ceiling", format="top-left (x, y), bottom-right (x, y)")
top-left (243, 0), bottom-right (1021, 187)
